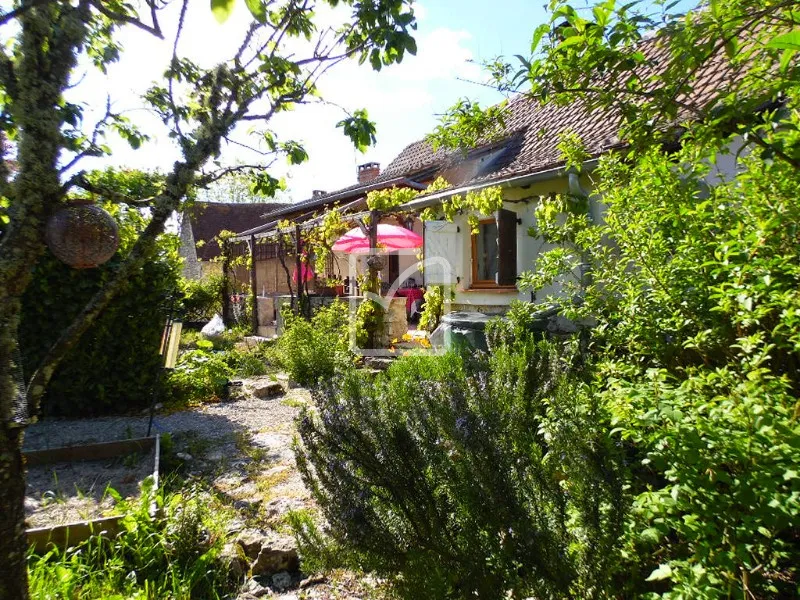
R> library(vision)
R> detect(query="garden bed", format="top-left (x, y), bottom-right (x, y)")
top-left (25, 437), bottom-right (160, 552)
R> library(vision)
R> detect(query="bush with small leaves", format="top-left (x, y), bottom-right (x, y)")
top-left (293, 336), bottom-right (625, 599)
top-left (268, 300), bottom-right (351, 386)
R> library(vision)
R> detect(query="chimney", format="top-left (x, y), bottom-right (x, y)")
top-left (312, 190), bottom-right (327, 198)
top-left (357, 162), bottom-right (380, 184)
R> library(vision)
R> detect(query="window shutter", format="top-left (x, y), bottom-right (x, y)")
top-left (423, 221), bottom-right (461, 285)
top-left (495, 208), bottom-right (517, 286)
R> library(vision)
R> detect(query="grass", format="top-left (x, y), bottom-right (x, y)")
top-left (281, 395), bottom-right (308, 409)
top-left (28, 481), bottom-right (238, 600)
top-left (254, 468), bottom-right (292, 498)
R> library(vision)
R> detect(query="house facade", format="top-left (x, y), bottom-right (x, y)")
top-left (229, 163), bottom-right (428, 336)
top-left (179, 201), bottom-right (285, 282)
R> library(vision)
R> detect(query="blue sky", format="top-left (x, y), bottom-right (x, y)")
top-left (67, 1), bottom-right (553, 201)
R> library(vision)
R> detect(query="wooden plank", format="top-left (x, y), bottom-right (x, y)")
top-left (250, 234), bottom-right (259, 334)
top-left (27, 516), bottom-right (123, 554)
top-left (164, 322), bottom-right (182, 369)
top-left (24, 437), bottom-right (156, 467)
top-left (26, 435), bottom-right (161, 553)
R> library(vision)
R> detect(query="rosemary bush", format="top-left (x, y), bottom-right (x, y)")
top-left (293, 335), bottom-right (625, 599)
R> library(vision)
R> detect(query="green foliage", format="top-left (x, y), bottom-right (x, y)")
top-left (27, 482), bottom-right (238, 599)
top-left (432, 0), bottom-right (800, 170)
top-left (168, 347), bottom-right (234, 403)
top-left (354, 299), bottom-right (384, 349)
top-left (168, 334), bottom-right (268, 402)
top-left (520, 140), bottom-right (800, 596)
top-left (427, 98), bottom-right (508, 151)
top-left (294, 338), bottom-right (625, 599)
top-left (417, 284), bottom-right (446, 332)
top-left (20, 205), bottom-right (182, 417)
top-left (365, 186), bottom-right (418, 211)
top-left (267, 301), bottom-right (351, 386)
top-left (421, 185), bottom-right (505, 233)
top-left (337, 109), bottom-right (377, 153)
top-left (179, 275), bottom-right (224, 322)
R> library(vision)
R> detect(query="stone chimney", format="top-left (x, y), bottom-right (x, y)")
top-left (357, 162), bottom-right (380, 184)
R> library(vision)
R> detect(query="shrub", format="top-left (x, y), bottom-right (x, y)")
top-left (27, 481), bottom-right (238, 599)
top-left (418, 284), bottom-right (445, 332)
top-left (268, 301), bottom-right (351, 386)
top-left (179, 274), bottom-right (225, 323)
top-left (293, 337), bottom-right (625, 599)
top-left (168, 345), bottom-right (234, 403)
top-left (223, 347), bottom-right (268, 378)
top-left (523, 141), bottom-right (800, 596)
top-left (20, 204), bottom-right (182, 417)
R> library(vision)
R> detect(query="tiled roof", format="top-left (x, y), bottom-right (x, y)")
top-left (382, 35), bottom-right (738, 188)
top-left (261, 175), bottom-right (426, 221)
top-left (189, 201), bottom-right (285, 260)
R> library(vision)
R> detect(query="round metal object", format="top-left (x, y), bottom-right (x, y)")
top-left (45, 202), bottom-right (120, 269)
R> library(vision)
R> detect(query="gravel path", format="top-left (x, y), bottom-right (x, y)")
top-left (24, 376), bottom-right (387, 599)
top-left (24, 377), bottom-right (306, 451)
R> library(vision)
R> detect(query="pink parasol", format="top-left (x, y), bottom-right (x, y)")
top-left (332, 223), bottom-right (422, 254)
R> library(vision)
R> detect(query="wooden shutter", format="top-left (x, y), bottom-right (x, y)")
top-left (424, 221), bottom-right (461, 285)
top-left (495, 208), bottom-right (517, 286)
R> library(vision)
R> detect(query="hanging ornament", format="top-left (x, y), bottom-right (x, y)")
top-left (45, 200), bottom-right (120, 269)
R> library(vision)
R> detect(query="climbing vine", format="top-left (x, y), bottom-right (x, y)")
top-left (420, 184), bottom-right (505, 232)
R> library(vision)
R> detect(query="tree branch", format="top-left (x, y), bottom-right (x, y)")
top-left (196, 160), bottom-right (277, 187)
top-left (89, 0), bottom-right (163, 39)
top-left (0, 0), bottom-right (54, 28)
top-left (70, 173), bottom-right (157, 205)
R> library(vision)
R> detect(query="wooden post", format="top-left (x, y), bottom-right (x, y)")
top-left (221, 238), bottom-right (233, 327)
top-left (367, 209), bottom-right (379, 295)
top-left (294, 224), bottom-right (303, 315)
top-left (366, 209), bottom-right (382, 347)
top-left (249, 235), bottom-right (259, 335)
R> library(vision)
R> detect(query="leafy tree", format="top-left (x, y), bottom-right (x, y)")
top-left (430, 0), bottom-right (800, 166)
top-left (424, 0), bottom-right (800, 596)
top-left (195, 168), bottom-right (293, 203)
top-left (0, 1), bottom-right (417, 597)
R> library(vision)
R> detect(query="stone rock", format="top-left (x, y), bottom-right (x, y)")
top-left (249, 380), bottom-right (284, 399)
top-left (220, 542), bottom-right (249, 579)
top-left (176, 452), bottom-right (193, 462)
top-left (363, 357), bottom-right (393, 371)
top-left (236, 529), bottom-right (269, 561)
top-left (226, 518), bottom-right (246, 535)
top-left (250, 534), bottom-right (299, 576)
top-left (271, 571), bottom-right (293, 591)
top-left (234, 498), bottom-right (263, 512)
top-left (300, 574), bottom-right (326, 588)
top-left (240, 578), bottom-right (270, 598)
top-left (263, 497), bottom-right (306, 522)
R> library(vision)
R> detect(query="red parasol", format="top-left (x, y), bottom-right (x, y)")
top-left (332, 223), bottom-right (422, 254)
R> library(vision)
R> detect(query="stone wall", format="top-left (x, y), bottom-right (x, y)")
top-left (273, 295), bottom-right (408, 349)
top-left (381, 297), bottom-right (407, 346)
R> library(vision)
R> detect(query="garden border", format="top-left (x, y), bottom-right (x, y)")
top-left (25, 435), bottom-right (160, 553)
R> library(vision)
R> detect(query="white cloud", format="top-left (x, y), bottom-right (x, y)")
top-left (66, 3), bottom-right (500, 204)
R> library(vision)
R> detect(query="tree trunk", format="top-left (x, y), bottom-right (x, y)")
top-left (0, 425), bottom-right (28, 600)
top-left (0, 307), bottom-right (29, 600)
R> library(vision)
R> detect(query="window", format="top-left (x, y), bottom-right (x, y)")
top-left (472, 220), bottom-right (498, 285)
top-left (470, 209), bottom-right (517, 288)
